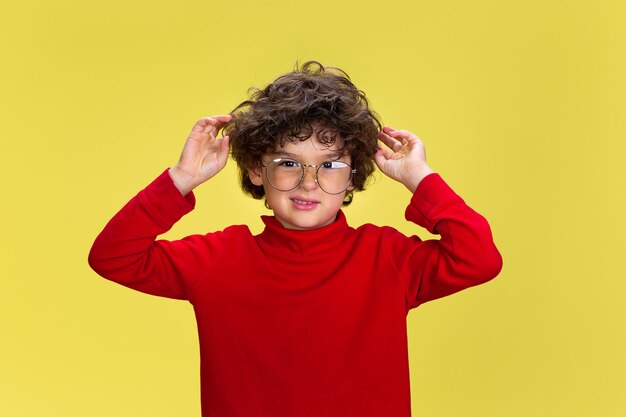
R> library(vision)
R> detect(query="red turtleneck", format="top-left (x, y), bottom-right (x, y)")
top-left (89, 169), bottom-right (502, 417)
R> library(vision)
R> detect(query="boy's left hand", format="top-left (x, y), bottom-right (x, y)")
top-left (374, 127), bottom-right (435, 193)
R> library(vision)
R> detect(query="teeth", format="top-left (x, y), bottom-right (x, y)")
top-left (293, 199), bottom-right (315, 204)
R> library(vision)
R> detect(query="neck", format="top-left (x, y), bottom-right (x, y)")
top-left (256, 210), bottom-right (351, 261)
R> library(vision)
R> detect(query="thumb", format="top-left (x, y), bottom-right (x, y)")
top-left (220, 135), bottom-right (230, 151)
top-left (217, 136), bottom-right (230, 165)
top-left (374, 147), bottom-right (390, 172)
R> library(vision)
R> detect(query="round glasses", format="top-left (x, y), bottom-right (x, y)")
top-left (262, 158), bottom-right (356, 195)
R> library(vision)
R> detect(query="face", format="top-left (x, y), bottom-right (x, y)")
top-left (248, 136), bottom-right (354, 230)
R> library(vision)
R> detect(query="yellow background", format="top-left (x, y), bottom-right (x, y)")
top-left (1, 0), bottom-right (624, 416)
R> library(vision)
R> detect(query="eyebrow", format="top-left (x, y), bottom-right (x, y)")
top-left (273, 150), bottom-right (344, 159)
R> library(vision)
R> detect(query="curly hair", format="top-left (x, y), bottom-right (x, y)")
top-left (224, 60), bottom-right (382, 205)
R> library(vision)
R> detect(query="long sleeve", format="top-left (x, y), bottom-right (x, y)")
top-left (389, 173), bottom-right (503, 309)
top-left (88, 169), bottom-right (217, 300)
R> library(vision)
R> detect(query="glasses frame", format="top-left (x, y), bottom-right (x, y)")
top-left (261, 157), bottom-right (357, 195)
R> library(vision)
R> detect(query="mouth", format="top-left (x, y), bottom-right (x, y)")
top-left (290, 197), bottom-right (320, 210)
top-left (291, 198), bottom-right (318, 204)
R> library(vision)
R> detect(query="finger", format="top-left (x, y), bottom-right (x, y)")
top-left (374, 147), bottom-right (394, 171)
top-left (201, 114), bottom-right (232, 121)
top-left (204, 115), bottom-right (233, 135)
top-left (373, 148), bottom-right (387, 169)
top-left (211, 118), bottom-right (231, 134)
top-left (218, 136), bottom-right (231, 158)
top-left (192, 116), bottom-right (232, 137)
top-left (377, 131), bottom-right (403, 152)
top-left (191, 118), bottom-right (216, 134)
top-left (386, 128), bottom-right (420, 142)
top-left (373, 155), bottom-right (383, 171)
top-left (195, 114), bottom-right (232, 128)
top-left (375, 142), bottom-right (394, 159)
top-left (212, 114), bottom-right (233, 120)
top-left (219, 135), bottom-right (230, 150)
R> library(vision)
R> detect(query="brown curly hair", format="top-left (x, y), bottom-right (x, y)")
top-left (224, 61), bottom-right (382, 205)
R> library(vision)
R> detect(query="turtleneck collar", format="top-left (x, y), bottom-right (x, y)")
top-left (256, 210), bottom-right (353, 261)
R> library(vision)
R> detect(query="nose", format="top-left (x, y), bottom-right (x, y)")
top-left (299, 165), bottom-right (318, 191)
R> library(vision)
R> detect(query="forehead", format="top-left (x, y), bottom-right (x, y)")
top-left (271, 137), bottom-right (348, 160)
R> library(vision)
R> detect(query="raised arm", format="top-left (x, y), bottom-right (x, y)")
top-left (375, 126), bottom-right (502, 308)
top-left (169, 115), bottom-right (233, 195)
top-left (374, 126), bottom-right (434, 193)
top-left (88, 116), bottom-right (232, 299)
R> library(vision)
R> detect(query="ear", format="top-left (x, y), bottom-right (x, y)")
top-left (247, 164), bottom-right (264, 186)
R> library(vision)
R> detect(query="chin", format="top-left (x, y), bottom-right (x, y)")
top-left (277, 215), bottom-right (336, 231)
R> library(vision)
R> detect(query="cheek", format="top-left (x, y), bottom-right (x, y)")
top-left (263, 186), bottom-right (283, 207)
top-left (331, 194), bottom-right (348, 207)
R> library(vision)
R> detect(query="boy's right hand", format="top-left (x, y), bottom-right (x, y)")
top-left (169, 115), bottom-right (232, 196)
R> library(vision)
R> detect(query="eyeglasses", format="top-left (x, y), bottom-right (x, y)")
top-left (262, 158), bottom-right (356, 194)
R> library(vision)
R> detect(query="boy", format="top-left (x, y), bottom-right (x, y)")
top-left (89, 61), bottom-right (502, 417)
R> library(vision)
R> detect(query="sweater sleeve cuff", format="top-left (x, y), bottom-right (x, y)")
top-left (404, 173), bottom-right (464, 234)
top-left (136, 169), bottom-right (196, 229)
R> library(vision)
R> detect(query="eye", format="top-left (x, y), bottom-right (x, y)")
top-left (276, 159), bottom-right (301, 168)
top-left (321, 161), bottom-right (348, 169)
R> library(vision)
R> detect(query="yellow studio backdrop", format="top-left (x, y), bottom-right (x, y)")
top-left (1, 0), bottom-right (624, 416)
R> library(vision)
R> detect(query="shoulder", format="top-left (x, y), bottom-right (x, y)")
top-left (353, 222), bottom-right (420, 245)
top-left (175, 224), bottom-right (254, 249)
top-left (209, 224), bottom-right (254, 241)
top-left (355, 222), bottom-right (399, 235)
top-left (222, 224), bottom-right (254, 235)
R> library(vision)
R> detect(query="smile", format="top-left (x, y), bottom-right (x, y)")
top-left (291, 198), bottom-right (318, 205)
top-left (290, 197), bottom-right (320, 210)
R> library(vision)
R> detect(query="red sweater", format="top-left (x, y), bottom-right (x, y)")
top-left (88, 170), bottom-right (502, 417)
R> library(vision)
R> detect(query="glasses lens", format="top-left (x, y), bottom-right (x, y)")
top-left (264, 159), bottom-right (354, 194)
top-left (265, 159), bottom-right (303, 191)
top-left (317, 161), bottom-right (353, 194)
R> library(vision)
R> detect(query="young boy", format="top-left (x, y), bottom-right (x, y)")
top-left (89, 61), bottom-right (502, 417)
